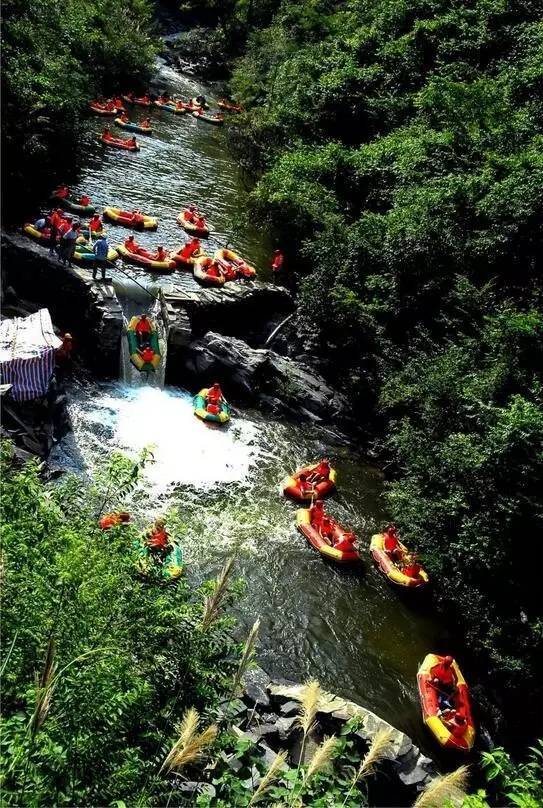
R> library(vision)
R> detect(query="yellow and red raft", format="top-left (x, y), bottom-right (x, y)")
top-left (417, 654), bottom-right (476, 751)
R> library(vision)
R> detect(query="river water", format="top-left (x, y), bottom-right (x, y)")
top-left (52, 61), bottom-right (452, 754)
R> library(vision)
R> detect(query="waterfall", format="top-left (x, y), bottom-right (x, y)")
top-left (112, 278), bottom-right (169, 388)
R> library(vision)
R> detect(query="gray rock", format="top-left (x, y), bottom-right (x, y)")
top-left (279, 700), bottom-right (300, 717)
top-left (176, 331), bottom-right (351, 425)
top-left (243, 666), bottom-right (271, 707)
top-left (220, 751), bottom-right (243, 773)
top-left (275, 716), bottom-right (298, 741)
top-left (251, 723), bottom-right (279, 743)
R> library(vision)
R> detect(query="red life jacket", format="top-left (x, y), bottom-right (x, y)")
top-left (430, 662), bottom-right (456, 687)
top-left (148, 529), bottom-right (168, 549)
top-left (135, 318), bottom-right (151, 334)
top-left (99, 513), bottom-right (121, 530)
top-left (89, 217), bottom-right (102, 232)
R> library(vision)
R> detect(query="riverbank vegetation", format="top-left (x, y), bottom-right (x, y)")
top-left (0, 442), bottom-right (241, 804)
top-left (1, 0), bottom-right (157, 213)
top-left (187, 0), bottom-right (543, 731)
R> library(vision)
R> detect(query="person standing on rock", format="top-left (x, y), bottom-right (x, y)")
top-left (92, 233), bottom-right (109, 281)
top-left (58, 221), bottom-right (79, 267)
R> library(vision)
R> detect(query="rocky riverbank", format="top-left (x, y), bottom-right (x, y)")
top-left (176, 666), bottom-right (437, 806)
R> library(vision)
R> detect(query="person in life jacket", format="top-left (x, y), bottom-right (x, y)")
top-left (402, 553), bottom-right (423, 580)
top-left (430, 655), bottom-right (458, 709)
top-left (55, 185), bottom-right (70, 199)
top-left (383, 524), bottom-right (403, 562)
top-left (145, 518), bottom-right (170, 555)
top-left (271, 249), bottom-right (284, 273)
top-left (79, 194), bottom-right (91, 207)
top-left (131, 210), bottom-right (145, 228)
top-left (154, 245), bottom-right (167, 262)
top-left (88, 213), bottom-right (103, 233)
top-left (175, 100), bottom-right (185, 110)
top-left (179, 238), bottom-right (201, 261)
top-left (206, 261), bottom-right (223, 280)
top-left (307, 459), bottom-right (331, 484)
top-left (57, 214), bottom-right (72, 237)
top-left (103, 127), bottom-right (112, 139)
top-left (195, 215), bottom-right (206, 230)
top-left (297, 473), bottom-right (313, 497)
top-left (135, 313), bottom-right (152, 346)
top-left (318, 515), bottom-right (335, 544)
top-left (139, 345), bottom-right (155, 365)
top-left (142, 117), bottom-right (151, 128)
top-left (309, 498), bottom-right (325, 528)
top-left (113, 97), bottom-right (124, 110)
top-left (124, 234), bottom-right (140, 253)
top-left (333, 530), bottom-right (356, 553)
top-left (120, 112), bottom-right (129, 123)
top-left (99, 511), bottom-right (131, 530)
top-left (206, 382), bottom-right (224, 413)
top-left (185, 205), bottom-right (197, 223)
top-left (129, 136), bottom-right (138, 148)
top-left (105, 99), bottom-right (116, 111)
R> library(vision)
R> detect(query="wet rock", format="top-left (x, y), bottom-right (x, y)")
top-left (176, 331), bottom-right (351, 426)
top-left (243, 666), bottom-right (271, 707)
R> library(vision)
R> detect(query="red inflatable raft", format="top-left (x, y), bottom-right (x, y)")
top-left (100, 133), bottom-right (140, 151)
top-left (282, 463), bottom-right (337, 501)
top-left (296, 509), bottom-right (359, 564)
top-left (417, 654), bottom-right (475, 751)
top-left (89, 101), bottom-right (118, 116)
top-left (177, 210), bottom-right (210, 238)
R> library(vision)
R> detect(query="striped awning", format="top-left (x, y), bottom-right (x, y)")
top-left (0, 309), bottom-right (62, 401)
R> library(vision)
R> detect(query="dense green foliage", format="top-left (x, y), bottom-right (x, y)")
top-left (463, 742), bottom-right (543, 808)
top-left (1, 0), bottom-right (157, 213)
top-left (0, 444), bottom-right (240, 805)
top-left (192, 0), bottom-right (543, 715)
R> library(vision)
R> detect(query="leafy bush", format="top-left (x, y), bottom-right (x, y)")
top-left (0, 443), bottom-right (240, 805)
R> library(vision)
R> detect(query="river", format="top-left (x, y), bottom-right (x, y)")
top-left (50, 61), bottom-right (453, 755)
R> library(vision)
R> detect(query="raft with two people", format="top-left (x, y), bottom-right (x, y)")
top-left (282, 461), bottom-right (337, 501)
top-left (154, 97), bottom-right (186, 114)
top-left (122, 94), bottom-right (152, 107)
top-left (193, 109), bottom-right (224, 126)
top-left (89, 100), bottom-right (118, 116)
top-left (193, 385), bottom-right (230, 424)
top-left (126, 315), bottom-right (161, 372)
top-left (116, 242), bottom-right (176, 272)
top-left (177, 209), bottom-right (209, 238)
top-left (103, 206), bottom-right (158, 230)
top-left (417, 654), bottom-right (475, 751)
top-left (51, 188), bottom-right (96, 215)
top-left (370, 528), bottom-right (429, 588)
top-left (214, 248), bottom-right (256, 279)
top-left (100, 130), bottom-right (140, 151)
top-left (296, 507), bottom-right (359, 564)
top-left (114, 117), bottom-right (152, 135)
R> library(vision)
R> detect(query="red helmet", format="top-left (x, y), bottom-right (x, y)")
top-left (444, 655), bottom-right (454, 666)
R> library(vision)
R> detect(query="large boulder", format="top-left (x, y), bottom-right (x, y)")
top-left (175, 331), bottom-right (351, 425)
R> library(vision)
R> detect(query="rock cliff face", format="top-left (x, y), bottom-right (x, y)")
top-left (170, 330), bottom-right (353, 426)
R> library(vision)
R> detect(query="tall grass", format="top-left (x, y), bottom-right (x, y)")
top-left (200, 557), bottom-right (234, 632)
